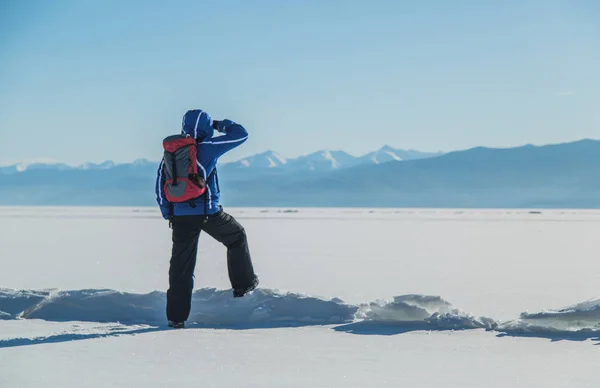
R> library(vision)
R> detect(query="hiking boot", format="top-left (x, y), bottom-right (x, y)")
top-left (233, 276), bottom-right (259, 298)
top-left (168, 320), bottom-right (185, 329)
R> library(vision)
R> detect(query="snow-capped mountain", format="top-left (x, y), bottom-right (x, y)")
top-left (361, 145), bottom-right (404, 164)
top-left (230, 151), bottom-right (288, 169)
top-left (0, 161), bottom-right (74, 174)
top-left (77, 161), bottom-right (117, 170)
top-left (224, 146), bottom-right (440, 172)
top-left (223, 149), bottom-right (360, 172)
top-left (358, 145), bottom-right (442, 165)
top-left (286, 150), bottom-right (357, 171)
top-left (0, 146), bottom-right (440, 175)
top-left (0, 159), bottom-right (156, 174)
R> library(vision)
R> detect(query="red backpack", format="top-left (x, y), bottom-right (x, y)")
top-left (161, 134), bottom-right (206, 205)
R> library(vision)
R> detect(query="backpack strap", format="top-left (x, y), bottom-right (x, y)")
top-left (171, 152), bottom-right (178, 186)
top-left (202, 168), bottom-right (217, 221)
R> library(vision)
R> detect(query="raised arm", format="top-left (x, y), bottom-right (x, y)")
top-left (199, 119), bottom-right (249, 158)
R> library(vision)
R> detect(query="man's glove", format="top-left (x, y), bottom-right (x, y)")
top-left (212, 120), bottom-right (222, 132)
top-left (212, 119), bottom-right (233, 133)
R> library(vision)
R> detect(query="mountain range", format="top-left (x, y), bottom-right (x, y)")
top-left (0, 146), bottom-right (440, 174)
top-left (225, 146), bottom-right (440, 171)
top-left (1, 140), bottom-right (599, 208)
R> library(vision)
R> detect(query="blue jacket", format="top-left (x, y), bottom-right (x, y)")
top-left (155, 109), bottom-right (248, 219)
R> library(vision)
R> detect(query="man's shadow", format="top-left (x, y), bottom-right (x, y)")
top-left (332, 320), bottom-right (459, 335)
top-left (334, 320), bottom-right (600, 344)
top-left (0, 321), bottom-right (340, 349)
top-left (0, 325), bottom-right (165, 348)
top-left (3, 321), bottom-right (600, 348)
top-left (495, 331), bottom-right (600, 344)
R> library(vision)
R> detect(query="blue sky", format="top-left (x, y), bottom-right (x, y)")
top-left (1, 0), bottom-right (599, 165)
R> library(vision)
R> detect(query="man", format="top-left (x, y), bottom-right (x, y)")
top-left (155, 109), bottom-right (259, 329)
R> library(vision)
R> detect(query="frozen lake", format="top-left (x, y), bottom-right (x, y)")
top-left (1, 206), bottom-right (599, 319)
top-left (1, 206), bottom-right (599, 387)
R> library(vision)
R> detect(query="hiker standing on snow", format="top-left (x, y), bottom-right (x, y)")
top-left (155, 109), bottom-right (259, 328)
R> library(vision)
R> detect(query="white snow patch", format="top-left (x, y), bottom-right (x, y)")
top-left (240, 159), bottom-right (251, 167)
top-left (267, 156), bottom-right (278, 168)
top-left (384, 151), bottom-right (402, 161)
top-left (272, 152), bottom-right (287, 165)
top-left (322, 151), bottom-right (338, 169)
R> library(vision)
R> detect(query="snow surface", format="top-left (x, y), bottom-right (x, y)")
top-left (2, 320), bottom-right (598, 388)
top-left (2, 319), bottom-right (596, 388)
top-left (0, 207), bottom-right (599, 387)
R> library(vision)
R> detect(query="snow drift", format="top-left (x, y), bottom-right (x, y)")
top-left (2, 288), bottom-right (599, 338)
top-left (0, 289), bottom-right (51, 318)
top-left (496, 297), bottom-right (600, 336)
top-left (1, 288), bottom-right (491, 331)
top-left (357, 294), bottom-right (494, 330)
top-left (0, 288), bottom-right (357, 327)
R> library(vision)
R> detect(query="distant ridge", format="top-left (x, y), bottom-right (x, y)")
top-left (0, 145), bottom-right (440, 174)
top-left (1, 139), bottom-right (599, 208)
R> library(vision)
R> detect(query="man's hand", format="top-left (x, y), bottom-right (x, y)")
top-left (212, 120), bottom-right (224, 132)
top-left (212, 119), bottom-right (234, 133)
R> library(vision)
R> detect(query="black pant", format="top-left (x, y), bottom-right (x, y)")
top-left (166, 208), bottom-right (257, 322)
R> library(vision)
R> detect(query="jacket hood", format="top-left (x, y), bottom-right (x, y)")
top-left (181, 109), bottom-right (213, 141)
